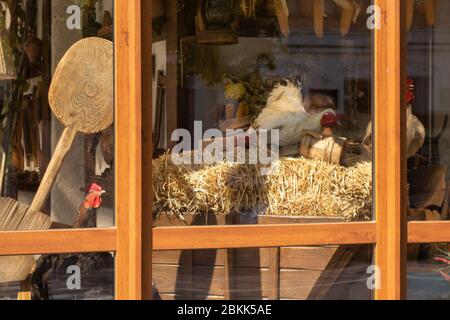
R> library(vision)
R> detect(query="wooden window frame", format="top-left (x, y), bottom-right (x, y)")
top-left (0, 0), bottom-right (449, 301)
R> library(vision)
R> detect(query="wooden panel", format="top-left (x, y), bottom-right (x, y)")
top-left (280, 246), bottom-right (341, 271)
top-left (153, 252), bottom-right (364, 299)
top-left (408, 221), bottom-right (450, 243)
top-left (223, 249), bottom-right (234, 300)
top-left (115, 0), bottom-right (144, 300)
top-left (268, 248), bottom-right (280, 300)
top-left (153, 264), bottom-right (273, 299)
top-left (154, 213), bottom-right (234, 227)
top-left (280, 269), bottom-right (323, 300)
top-left (153, 265), bottom-right (225, 296)
top-left (159, 294), bottom-right (225, 301)
top-left (153, 265), bottom-right (186, 294)
top-left (194, 250), bottom-right (225, 266)
top-left (141, 0), bottom-right (154, 300)
top-left (153, 248), bottom-right (269, 267)
top-left (152, 246), bottom-right (362, 271)
top-left (234, 249), bottom-right (270, 268)
top-left (0, 229), bottom-right (116, 255)
top-left (233, 267), bottom-right (270, 300)
top-left (257, 216), bottom-right (345, 225)
top-left (374, 0), bottom-right (408, 300)
top-left (153, 251), bottom-right (183, 265)
top-left (153, 247), bottom-right (340, 270)
top-left (153, 222), bottom-right (377, 251)
top-left (324, 246), bottom-right (372, 300)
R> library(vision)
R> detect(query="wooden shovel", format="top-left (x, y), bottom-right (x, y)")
top-left (0, 37), bottom-right (113, 284)
top-left (36, 37), bottom-right (113, 210)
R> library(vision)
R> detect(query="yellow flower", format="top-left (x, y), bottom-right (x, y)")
top-left (225, 82), bottom-right (246, 101)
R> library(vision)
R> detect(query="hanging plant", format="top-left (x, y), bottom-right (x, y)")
top-left (223, 53), bottom-right (278, 119)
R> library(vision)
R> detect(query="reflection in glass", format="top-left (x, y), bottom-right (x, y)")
top-left (0, 252), bottom-right (114, 300)
top-left (406, 0), bottom-right (450, 300)
top-left (0, 0), bottom-right (115, 233)
top-left (408, 244), bottom-right (450, 300)
top-left (152, 245), bottom-right (373, 300)
top-left (152, 0), bottom-right (374, 224)
top-left (0, 0), bottom-right (115, 300)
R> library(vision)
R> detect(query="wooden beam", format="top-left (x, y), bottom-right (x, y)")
top-left (2, 220), bottom-right (449, 257)
top-left (115, 0), bottom-right (143, 300)
top-left (374, 0), bottom-right (408, 300)
top-left (141, 0), bottom-right (154, 301)
top-left (409, 222), bottom-right (450, 243)
top-left (153, 222), bottom-right (377, 251)
top-left (0, 228), bottom-right (116, 255)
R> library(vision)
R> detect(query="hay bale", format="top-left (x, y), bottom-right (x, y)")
top-left (152, 153), bottom-right (372, 221)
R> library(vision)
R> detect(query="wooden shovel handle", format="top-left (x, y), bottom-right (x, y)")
top-left (30, 126), bottom-right (77, 212)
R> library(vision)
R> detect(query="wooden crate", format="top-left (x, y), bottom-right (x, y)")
top-left (153, 214), bottom-right (371, 300)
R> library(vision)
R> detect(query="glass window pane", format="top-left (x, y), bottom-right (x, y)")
top-left (406, 0), bottom-right (450, 299)
top-left (406, 2), bottom-right (449, 215)
top-left (152, 0), bottom-right (375, 226)
top-left (0, 0), bottom-right (114, 292)
top-left (153, 245), bottom-right (374, 300)
top-left (0, 252), bottom-right (115, 300)
top-left (0, 0), bottom-right (115, 233)
top-left (408, 243), bottom-right (450, 300)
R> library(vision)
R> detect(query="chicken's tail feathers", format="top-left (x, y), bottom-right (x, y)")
top-left (266, 80), bottom-right (303, 107)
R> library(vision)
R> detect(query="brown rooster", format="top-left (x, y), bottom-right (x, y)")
top-left (31, 183), bottom-right (113, 300)
top-left (73, 183), bottom-right (105, 229)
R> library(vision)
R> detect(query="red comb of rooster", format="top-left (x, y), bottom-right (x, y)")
top-left (88, 183), bottom-right (103, 193)
top-left (84, 183), bottom-right (104, 209)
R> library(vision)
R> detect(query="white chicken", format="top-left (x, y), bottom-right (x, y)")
top-left (363, 78), bottom-right (425, 159)
top-left (406, 105), bottom-right (426, 158)
top-left (254, 82), bottom-right (336, 153)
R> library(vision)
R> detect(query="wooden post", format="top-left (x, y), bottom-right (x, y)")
top-left (224, 249), bottom-right (234, 300)
top-left (374, 0), bottom-right (408, 300)
top-left (115, 0), bottom-right (153, 300)
top-left (181, 251), bottom-right (193, 300)
top-left (141, 0), bottom-right (154, 300)
top-left (268, 248), bottom-right (280, 300)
